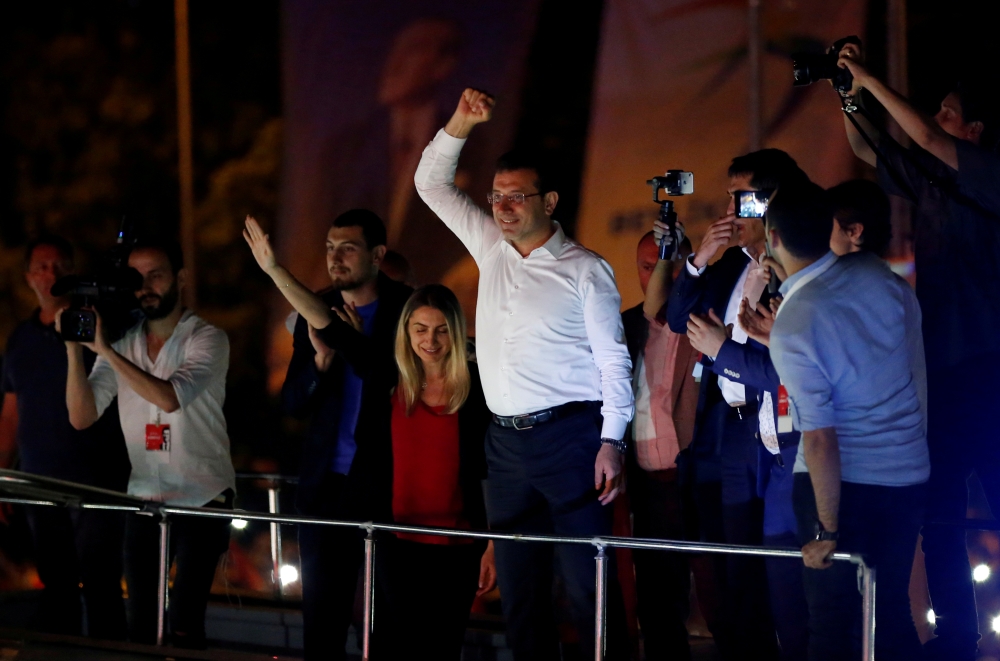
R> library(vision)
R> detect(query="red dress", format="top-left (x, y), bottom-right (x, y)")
top-left (391, 394), bottom-right (470, 545)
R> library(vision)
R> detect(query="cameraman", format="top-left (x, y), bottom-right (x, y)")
top-left (0, 236), bottom-right (129, 639)
top-left (62, 239), bottom-right (236, 649)
top-left (837, 45), bottom-right (1000, 661)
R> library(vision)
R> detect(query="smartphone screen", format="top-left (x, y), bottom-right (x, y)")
top-left (736, 190), bottom-right (769, 218)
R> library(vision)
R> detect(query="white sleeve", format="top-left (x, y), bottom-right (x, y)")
top-left (685, 255), bottom-right (706, 277)
top-left (582, 258), bottom-right (634, 440)
top-left (414, 129), bottom-right (501, 264)
top-left (168, 326), bottom-right (229, 409)
top-left (88, 354), bottom-right (118, 418)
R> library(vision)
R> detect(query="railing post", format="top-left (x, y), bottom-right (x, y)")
top-left (156, 517), bottom-right (171, 646)
top-left (594, 544), bottom-right (608, 661)
top-left (861, 561), bottom-right (876, 661)
top-left (362, 528), bottom-right (376, 661)
top-left (267, 485), bottom-right (282, 598)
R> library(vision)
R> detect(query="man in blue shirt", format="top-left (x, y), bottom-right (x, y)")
top-left (266, 210), bottom-right (412, 661)
top-left (767, 182), bottom-right (929, 661)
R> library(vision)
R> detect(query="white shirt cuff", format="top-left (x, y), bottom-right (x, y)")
top-left (432, 128), bottom-right (467, 157)
top-left (686, 256), bottom-right (706, 277)
top-left (601, 417), bottom-right (628, 442)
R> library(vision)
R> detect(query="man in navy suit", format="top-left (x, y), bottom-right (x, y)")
top-left (666, 149), bottom-right (809, 660)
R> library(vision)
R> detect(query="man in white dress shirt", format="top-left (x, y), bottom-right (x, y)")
top-left (63, 239), bottom-right (235, 649)
top-left (415, 88), bottom-right (634, 660)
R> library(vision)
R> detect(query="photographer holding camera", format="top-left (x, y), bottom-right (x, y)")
top-left (0, 236), bottom-right (129, 639)
top-left (836, 43), bottom-right (1000, 661)
top-left (61, 239), bottom-right (236, 649)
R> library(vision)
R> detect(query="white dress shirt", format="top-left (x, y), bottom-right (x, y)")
top-left (415, 129), bottom-right (634, 440)
top-left (89, 310), bottom-right (236, 506)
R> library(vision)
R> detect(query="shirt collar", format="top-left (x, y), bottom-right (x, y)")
top-left (503, 221), bottom-right (567, 258)
top-left (779, 250), bottom-right (837, 296)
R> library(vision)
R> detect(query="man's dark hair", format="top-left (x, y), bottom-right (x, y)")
top-left (729, 149), bottom-right (810, 191)
top-left (495, 150), bottom-right (555, 194)
top-left (331, 209), bottom-right (387, 250)
top-left (131, 238), bottom-right (185, 275)
top-left (766, 181), bottom-right (832, 260)
top-left (953, 80), bottom-right (998, 149)
top-left (828, 179), bottom-right (892, 257)
top-left (25, 235), bottom-right (74, 268)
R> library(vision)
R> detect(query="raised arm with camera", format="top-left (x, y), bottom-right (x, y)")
top-left (837, 44), bottom-right (970, 170)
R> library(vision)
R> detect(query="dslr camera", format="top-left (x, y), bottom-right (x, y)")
top-left (792, 36), bottom-right (862, 93)
top-left (52, 218), bottom-right (142, 343)
top-left (646, 170), bottom-right (693, 260)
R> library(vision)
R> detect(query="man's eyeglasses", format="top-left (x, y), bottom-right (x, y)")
top-left (487, 192), bottom-right (542, 206)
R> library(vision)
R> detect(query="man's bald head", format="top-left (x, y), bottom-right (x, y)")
top-left (636, 231), bottom-right (659, 295)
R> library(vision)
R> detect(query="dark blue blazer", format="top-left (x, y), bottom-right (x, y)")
top-left (667, 248), bottom-right (761, 446)
top-left (665, 247), bottom-right (795, 463)
top-left (282, 273), bottom-right (413, 516)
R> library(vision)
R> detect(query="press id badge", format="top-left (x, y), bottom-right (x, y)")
top-left (146, 409), bottom-right (171, 452)
top-left (692, 353), bottom-right (704, 383)
top-left (777, 385), bottom-right (793, 434)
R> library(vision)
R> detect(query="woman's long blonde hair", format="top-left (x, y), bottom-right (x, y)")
top-left (394, 285), bottom-right (470, 415)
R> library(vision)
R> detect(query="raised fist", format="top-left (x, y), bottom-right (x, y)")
top-left (445, 88), bottom-right (496, 138)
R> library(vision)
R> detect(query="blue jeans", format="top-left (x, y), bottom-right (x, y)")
top-left (483, 403), bottom-right (625, 661)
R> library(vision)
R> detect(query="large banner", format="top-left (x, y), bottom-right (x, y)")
top-left (578, 0), bottom-right (866, 310)
top-left (273, 0), bottom-right (538, 386)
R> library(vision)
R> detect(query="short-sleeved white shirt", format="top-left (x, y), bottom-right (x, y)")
top-left (89, 310), bottom-right (236, 505)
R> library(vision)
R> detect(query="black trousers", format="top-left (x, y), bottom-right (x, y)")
top-left (483, 404), bottom-right (627, 661)
top-left (793, 474), bottom-right (925, 661)
top-left (123, 502), bottom-right (231, 647)
top-left (25, 506), bottom-right (126, 639)
top-left (922, 358), bottom-right (1000, 661)
top-left (690, 401), bottom-right (778, 660)
top-left (298, 472), bottom-right (365, 661)
top-left (628, 467), bottom-right (692, 661)
top-left (373, 536), bottom-right (483, 660)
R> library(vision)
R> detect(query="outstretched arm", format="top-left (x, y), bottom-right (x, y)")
top-left (243, 216), bottom-right (334, 329)
top-left (838, 45), bottom-right (958, 169)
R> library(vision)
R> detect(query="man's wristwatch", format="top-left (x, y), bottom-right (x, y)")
top-left (601, 437), bottom-right (627, 454)
top-left (814, 523), bottom-right (839, 543)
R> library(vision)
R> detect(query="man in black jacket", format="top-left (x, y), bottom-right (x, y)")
top-left (246, 210), bottom-right (411, 661)
top-left (666, 150), bottom-right (808, 659)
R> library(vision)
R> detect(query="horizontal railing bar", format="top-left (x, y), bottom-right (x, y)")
top-left (0, 485), bottom-right (862, 566)
top-left (80, 503), bottom-right (144, 512)
top-left (159, 504), bottom-right (861, 564)
top-left (0, 498), bottom-right (60, 507)
top-left (234, 473), bottom-right (299, 484)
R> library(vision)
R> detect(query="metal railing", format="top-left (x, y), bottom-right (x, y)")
top-left (0, 469), bottom-right (876, 661)
top-left (233, 472), bottom-right (298, 599)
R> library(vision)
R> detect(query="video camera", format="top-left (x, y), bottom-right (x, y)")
top-left (52, 217), bottom-right (142, 343)
top-left (792, 36), bottom-right (862, 93)
top-left (646, 170), bottom-right (693, 260)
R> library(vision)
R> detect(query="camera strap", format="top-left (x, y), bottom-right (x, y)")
top-left (839, 93), bottom-right (919, 201)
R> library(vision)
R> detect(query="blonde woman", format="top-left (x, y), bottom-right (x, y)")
top-left (334, 284), bottom-right (495, 658)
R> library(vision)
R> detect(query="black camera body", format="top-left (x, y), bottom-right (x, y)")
top-left (792, 36), bottom-right (862, 93)
top-left (646, 170), bottom-right (694, 260)
top-left (53, 218), bottom-right (142, 343)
